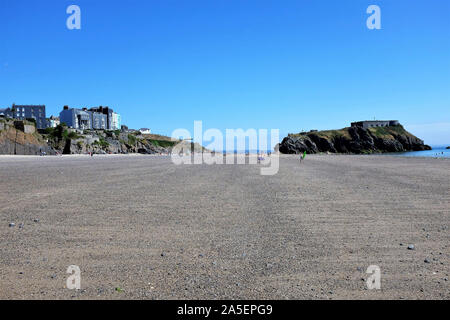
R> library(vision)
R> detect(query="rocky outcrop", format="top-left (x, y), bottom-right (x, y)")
top-left (279, 125), bottom-right (431, 154)
top-left (0, 120), bottom-right (55, 155)
top-left (1, 121), bottom-right (187, 155)
top-left (45, 127), bottom-right (179, 155)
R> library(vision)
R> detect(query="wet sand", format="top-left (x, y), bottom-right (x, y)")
top-left (0, 154), bottom-right (449, 299)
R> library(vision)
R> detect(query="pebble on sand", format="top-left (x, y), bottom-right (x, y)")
top-left (9, 222), bottom-right (15, 227)
top-left (407, 244), bottom-right (415, 250)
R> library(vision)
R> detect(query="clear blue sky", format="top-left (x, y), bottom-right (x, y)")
top-left (1, 0), bottom-right (449, 146)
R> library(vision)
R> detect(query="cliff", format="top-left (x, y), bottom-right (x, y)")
top-left (0, 120), bottom-right (203, 155)
top-left (279, 125), bottom-right (431, 154)
top-left (43, 126), bottom-right (179, 155)
top-left (0, 119), bottom-right (55, 155)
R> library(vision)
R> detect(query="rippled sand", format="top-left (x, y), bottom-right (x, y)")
top-left (0, 154), bottom-right (448, 299)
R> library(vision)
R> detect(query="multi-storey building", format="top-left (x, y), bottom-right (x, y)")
top-left (111, 112), bottom-right (121, 130)
top-left (60, 106), bottom-right (92, 130)
top-left (0, 104), bottom-right (47, 129)
top-left (88, 106), bottom-right (121, 130)
top-left (91, 112), bottom-right (107, 130)
top-left (60, 106), bottom-right (120, 130)
top-left (46, 116), bottom-right (60, 128)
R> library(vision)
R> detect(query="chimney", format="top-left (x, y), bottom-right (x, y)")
top-left (63, 105), bottom-right (69, 110)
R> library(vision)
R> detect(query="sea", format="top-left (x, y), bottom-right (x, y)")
top-left (383, 146), bottom-right (450, 158)
top-left (229, 146), bottom-right (450, 158)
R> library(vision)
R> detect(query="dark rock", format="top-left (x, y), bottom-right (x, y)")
top-left (279, 125), bottom-right (431, 155)
top-left (308, 134), bottom-right (336, 153)
top-left (279, 136), bottom-right (316, 154)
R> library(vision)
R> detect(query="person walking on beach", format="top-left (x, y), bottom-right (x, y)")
top-left (300, 151), bottom-right (306, 164)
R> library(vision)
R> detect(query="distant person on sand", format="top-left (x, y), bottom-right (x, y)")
top-left (300, 151), bottom-right (306, 163)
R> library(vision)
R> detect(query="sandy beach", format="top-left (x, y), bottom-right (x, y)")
top-left (0, 154), bottom-right (448, 299)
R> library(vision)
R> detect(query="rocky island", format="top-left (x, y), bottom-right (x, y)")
top-left (279, 120), bottom-right (431, 154)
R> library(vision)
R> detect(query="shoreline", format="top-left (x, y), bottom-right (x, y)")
top-left (0, 152), bottom-right (449, 159)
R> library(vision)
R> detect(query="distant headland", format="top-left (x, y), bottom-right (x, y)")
top-left (279, 120), bottom-right (432, 154)
top-left (0, 104), bottom-right (206, 155)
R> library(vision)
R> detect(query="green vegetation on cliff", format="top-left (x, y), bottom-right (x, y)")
top-left (148, 139), bottom-right (176, 148)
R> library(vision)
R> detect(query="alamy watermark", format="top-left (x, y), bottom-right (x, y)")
top-left (65, 5), bottom-right (380, 31)
top-left (66, 5), bottom-right (81, 30)
top-left (366, 5), bottom-right (381, 30)
top-left (66, 265), bottom-right (81, 290)
top-left (366, 265), bottom-right (381, 290)
top-left (170, 121), bottom-right (280, 175)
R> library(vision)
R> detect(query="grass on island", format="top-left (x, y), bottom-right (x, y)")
top-left (290, 125), bottom-right (411, 142)
top-left (313, 129), bottom-right (352, 140)
top-left (368, 125), bottom-right (408, 139)
top-left (290, 128), bottom-right (352, 140)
